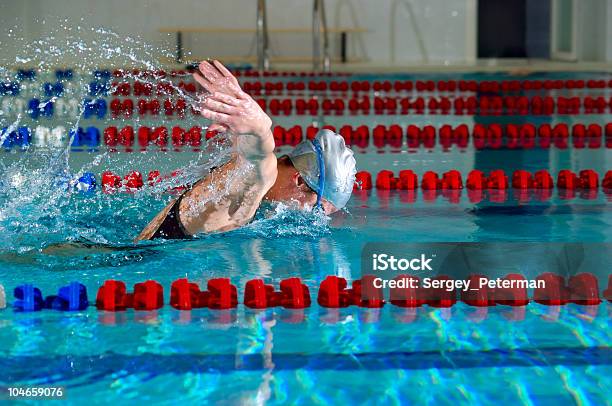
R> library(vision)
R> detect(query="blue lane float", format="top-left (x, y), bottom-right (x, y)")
top-left (16, 69), bottom-right (36, 81)
top-left (70, 127), bottom-right (100, 148)
top-left (96, 99), bottom-right (107, 118)
top-left (55, 69), bottom-right (73, 80)
top-left (52, 171), bottom-right (97, 194)
top-left (44, 282), bottom-right (89, 311)
top-left (1, 127), bottom-right (31, 149)
top-left (27, 99), bottom-right (41, 119)
top-left (43, 82), bottom-right (64, 97)
top-left (75, 172), bottom-right (97, 193)
top-left (89, 81), bottom-right (110, 96)
top-left (69, 127), bottom-right (86, 147)
top-left (93, 70), bottom-right (111, 81)
top-left (13, 282), bottom-right (88, 312)
top-left (42, 100), bottom-right (54, 117)
top-left (83, 98), bottom-right (107, 119)
top-left (0, 82), bottom-right (20, 96)
top-left (86, 127), bottom-right (101, 146)
top-left (27, 99), bottom-right (54, 119)
top-left (15, 127), bottom-right (31, 147)
top-left (83, 99), bottom-right (97, 119)
top-left (3, 126), bottom-right (102, 149)
top-left (14, 284), bottom-right (44, 312)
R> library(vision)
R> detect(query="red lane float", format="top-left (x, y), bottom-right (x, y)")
top-left (124, 171), bottom-right (144, 190)
top-left (604, 171), bottom-right (612, 189)
top-left (96, 280), bottom-right (131, 311)
top-left (534, 170), bottom-right (554, 189)
top-left (104, 126), bottom-right (202, 149)
top-left (133, 280), bottom-right (164, 310)
top-left (96, 280), bottom-right (163, 311)
top-left (363, 169), bottom-right (609, 192)
top-left (103, 76), bottom-right (612, 98)
top-left (107, 95), bottom-right (612, 117)
top-left (422, 275), bottom-right (457, 308)
top-left (101, 171), bottom-right (122, 193)
top-left (318, 276), bottom-right (353, 307)
top-left (461, 275), bottom-right (496, 307)
top-left (352, 275), bottom-right (385, 308)
top-left (533, 273), bottom-right (570, 306)
top-left (169, 278), bottom-right (238, 310)
top-left (244, 78), bottom-right (607, 94)
top-left (494, 274), bottom-right (530, 306)
top-left (206, 278), bottom-right (238, 309)
top-left (389, 275), bottom-right (425, 307)
top-left (100, 123), bottom-right (612, 150)
top-left (279, 278), bottom-right (311, 309)
top-left (569, 273), bottom-right (602, 305)
top-left (354, 171), bottom-right (373, 190)
top-left (100, 168), bottom-right (610, 197)
top-left (88, 273), bottom-right (612, 313)
top-left (318, 276), bottom-right (386, 308)
top-left (399, 170), bottom-right (418, 190)
top-left (244, 279), bottom-right (280, 309)
top-left (171, 278), bottom-right (207, 310)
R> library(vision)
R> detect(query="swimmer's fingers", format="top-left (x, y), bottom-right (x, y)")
top-left (212, 60), bottom-right (240, 86)
top-left (193, 71), bottom-right (215, 93)
top-left (199, 60), bottom-right (223, 82)
top-left (199, 60), bottom-right (245, 98)
top-left (200, 108), bottom-right (232, 125)
top-left (211, 79), bottom-right (246, 100)
top-left (200, 60), bottom-right (236, 90)
top-left (207, 92), bottom-right (241, 107)
top-left (202, 98), bottom-right (237, 115)
top-left (193, 70), bottom-right (244, 100)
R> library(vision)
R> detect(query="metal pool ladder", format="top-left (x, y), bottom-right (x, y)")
top-left (256, 0), bottom-right (270, 71)
top-left (313, 0), bottom-right (331, 72)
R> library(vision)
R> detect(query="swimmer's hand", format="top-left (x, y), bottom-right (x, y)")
top-left (193, 60), bottom-right (274, 157)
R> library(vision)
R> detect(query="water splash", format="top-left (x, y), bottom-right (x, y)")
top-left (0, 25), bottom-right (228, 250)
top-left (0, 24), bottom-right (329, 257)
top-left (239, 203), bottom-right (331, 239)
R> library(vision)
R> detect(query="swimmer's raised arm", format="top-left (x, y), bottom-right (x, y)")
top-left (135, 60), bottom-right (276, 241)
top-left (194, 60), bottom-right (275, 162)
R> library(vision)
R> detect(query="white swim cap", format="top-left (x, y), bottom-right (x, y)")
top-left (288, 129), bottom-right (356, 209)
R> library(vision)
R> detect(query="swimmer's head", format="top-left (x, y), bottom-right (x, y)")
top-left (264, 129), bottom-right (357, 214)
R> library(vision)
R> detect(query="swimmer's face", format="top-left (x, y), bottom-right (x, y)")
top-left (295, 177), bottom-right (338, 215)
top-left (264, 158), bottom-right (338, 215)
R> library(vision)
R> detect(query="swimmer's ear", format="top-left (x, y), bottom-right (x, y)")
top-left (291, 171), bottom-right (302, 186)
top-left (295, 174), bottom-right (315, 193)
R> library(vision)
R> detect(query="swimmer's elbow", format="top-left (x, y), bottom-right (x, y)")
top-left (239, 153), bottom-right (277, 188)
top-left (257, 154), bottom-right (278, 189)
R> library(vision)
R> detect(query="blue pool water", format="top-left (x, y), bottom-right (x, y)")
top-left (0, 59), bottom-right (611, 404)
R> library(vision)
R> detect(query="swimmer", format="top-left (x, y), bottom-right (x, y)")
top-left (135, 60), bottom-right (357, 241)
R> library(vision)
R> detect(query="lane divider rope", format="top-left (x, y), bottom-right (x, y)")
top-left (2, 274), bottom-right (611, 313)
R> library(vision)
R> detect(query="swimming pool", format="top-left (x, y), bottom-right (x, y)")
top-left (0, 67), bottom-right (611, 404)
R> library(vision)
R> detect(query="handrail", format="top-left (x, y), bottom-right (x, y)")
top-left (159, 27), bottom-right (366, 33)
top-left (256, 0), bottom-right (270, 71)
top-left (313, 0), bottom-right (331, 72)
